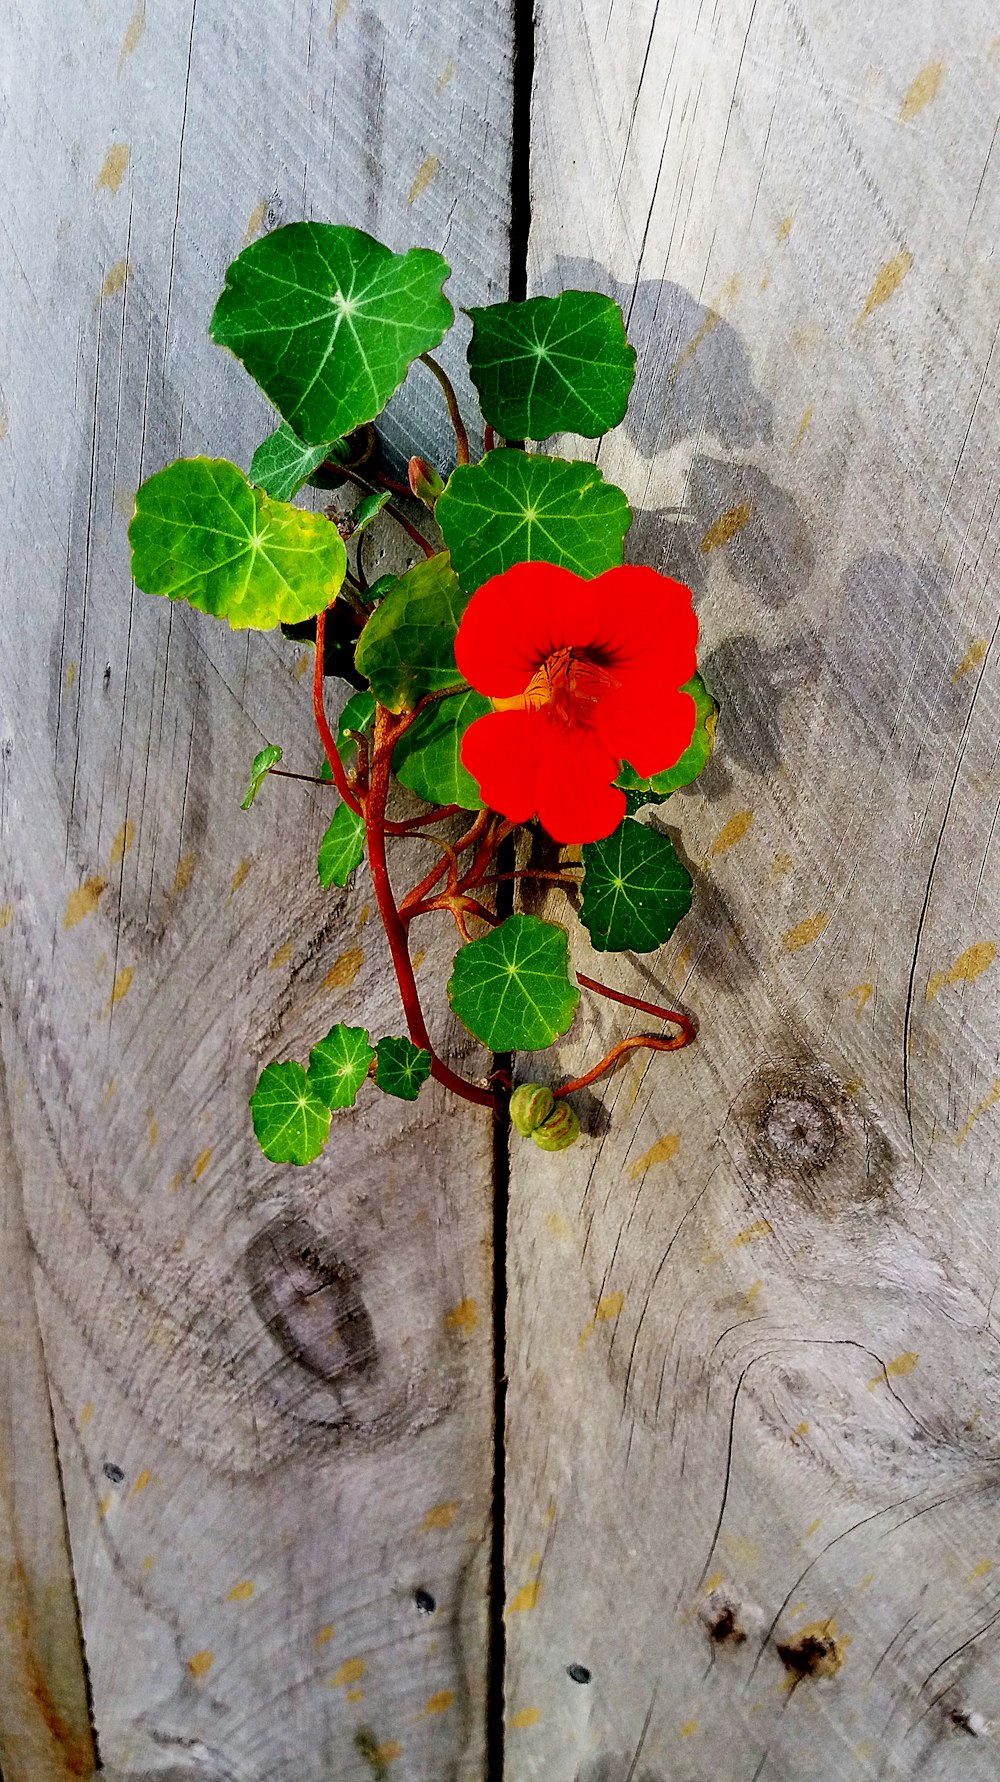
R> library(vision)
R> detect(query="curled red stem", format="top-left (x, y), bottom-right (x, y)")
top-left (313, 612), bottom-right (363, 815)
top-left (419, 353), bottom-right (471, 465)
top-left (552, 1032), bottom-right (692, 1099)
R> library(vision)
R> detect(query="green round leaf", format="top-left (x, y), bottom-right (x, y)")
top-left (250, 424), bottom-right (334, 501)
top-left (373, 1036), bottom-right (433, 1101)
top-left (250, 1060), bottom-right (331, 1165)
top-left (241, 744), bottom-right (282, 809)
top-left (130, 458), bottom-right (347, 630)
top-left (392, 688), bottom-right (490, 809)
top-left (616, 674), bottom-right (717, 812)
top-left (308, 1024), bottom-right (374, 1110)
top-left (349, 489), bottom-right (392, 535)
top-left (448, 915), bottom-right (580, 1051)
top-left (467, 291), bottom-right (636, 440)
top-left (581, 818), bottom-right (693, 953)
top-left (436, 450), bottom-right (631, 592)
top-left (317, 802), bottom-right (366, 888)
top-left (210, 222), bottom-right (453, 446)
top-left (354, 552), bottom-right (469, 712)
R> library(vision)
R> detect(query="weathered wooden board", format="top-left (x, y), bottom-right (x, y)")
top-left (505, 3), bottom-right (1000, 1778)
top-left (0, 1), bottom-right (512, 1776)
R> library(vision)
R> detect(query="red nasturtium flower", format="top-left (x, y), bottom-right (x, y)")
top-left (455, 562), bottom-right (699, 844)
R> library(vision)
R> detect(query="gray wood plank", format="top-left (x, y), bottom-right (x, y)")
top-left (0, 1), bottom-right (513, 1775)
top-left (505, 3), bottom-right (1000, 1777)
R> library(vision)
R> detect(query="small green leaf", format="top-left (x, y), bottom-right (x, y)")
top-left (354, 553), bottom-right (469, 712)
top-left (448, 915), bottom-right (580, 1051)
top-left (580, 818), bottom-right (693, 953)
top-left (436, 450), bottom-right (630, 592)
top-left (318, 802), bottom-right (366, 888)
top-left (392, 688), bottom-right (490, 808)
top-left (308, 1023), bottom-right (374, 1109)
top-left (241, 743), bottom-right (282, 809)
top-left (210, 222), bottom-right (453, 445)
top-left (373, 1036), bottom-right (433, 1100)
top-left (365, 574), bottom-right (397, 604)
top-left (616, 673), bottom-right (717, 812)
top-left (467, 291), bottom-right (636, 441)
top-left (250, 1060), bottom-right (331, 1165)
top-left (130, 458), bottom-right (347, 630)
top-left (350, 490), bottom-right (392, 535)
top-left (250, 424), bottom-right (335, 501)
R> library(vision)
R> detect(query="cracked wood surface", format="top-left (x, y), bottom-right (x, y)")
top-left (505, 3), bottom-right (1000, 1778)
top-left (0, 1), bottom-right (511, 1776)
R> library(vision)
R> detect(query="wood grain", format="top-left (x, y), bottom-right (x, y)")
top-left (506, 2), bottom-right (1000, 1777)
top-left (0, 0), bottom-right (512, 1774)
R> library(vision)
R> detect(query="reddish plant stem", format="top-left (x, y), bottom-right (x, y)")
top-left (553, 1033), bottom-right (692, 1099)
top-left (397, 811), bottom-right (492, 920)
top-left (576, 973), bottom-right (696, 1044)
top-left (419, 354), bottom-right (471, 465)
top-left (313, 612), bottom-right (363, 815)
top-left (364, 707), bottom-right (494, 1108)
top-left (483, 424), bottom-right (496, 453)
top-left (340, 467), bottom-right (436, 559)
top-left (478, 868), bottom-right (583, 888)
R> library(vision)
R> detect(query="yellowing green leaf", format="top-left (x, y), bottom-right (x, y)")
top-left (354, 553), bottom-right (469, 712)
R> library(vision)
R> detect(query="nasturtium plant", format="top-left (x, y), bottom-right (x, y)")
top-left (467, 291), bottom-right (636, 441)
top-left (436, 450), bottom-right (632, 592)
top-left (130, 218), bottom-right (722, 1162)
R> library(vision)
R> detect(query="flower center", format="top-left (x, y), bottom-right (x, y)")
top-left (494, 646), bottom-right (619, 727)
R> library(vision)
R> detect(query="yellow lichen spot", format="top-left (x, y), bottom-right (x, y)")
top-left (101, 966), bottom-right (134, 1016)
top-left (792, 1421), bottom-right (809, 1439)
top-left (421, 1501), bottom-right (459, 1532)
top-left (411, 947), bottom-right (426, 972)
top-left (867, 1351), bottom-right (918, 1390)
top-left (243, 200), bottom-right (267, 244)
top-left (669, 280), bottom-right (740, 379)
top-left (803, 1518), bottom-right (822, 1540)
top-left (0, 901), bottom-right (13, 931)
top-left (79, 1401), bottom-right (94, 1429)
top-left (97, 1492), bottom-right (113, 1520)
top-left (132, 1468), bottom-right (153, 1494)
top-left (857, 251), bottom-right (913, 330)
top-left (65, 661), bottom-right (77, 692)
top-left (507, 1580), bottom-right (541, 1615)
top-left (192, 1147), bottom-right (213, 1182)
top-left (437, 57), bottom-right (457, 89)
top-left (169, 1170), bottom-right (184, 1194)
top-left (700, 504), bottom-right (752, 553)
top-left (990, 34), bottom-right (1000, 56)
top-left (732, 1219), bottom-right (772, 1247)
top-left (117, 2), bottom-right (146, 72)
top-left (760, 271), bottom-right (770, 290)
top-left (172, 851), bottom-right (197, 896)
top-left (332, 1656), bottom-right (365, 1687)
top-left (444, 1298), bottom-right (479, 1333)
top-left (97, 259), bottom-right (131, 304)
top-left (187, 1650), bottom-right (214, 1679)
top-left (142, 1554), bottom-right (155, 1571)
top-left (956, 1078), bottom-right (1000, 1147)
top-left (722, 1533), bottom-right (761, 1568)
top-left (926, 940), bottom-right (996, 1001)
top-left (858, 1571), bottom-right (876, 1591)
top-left (703, 1571), bottom-right (725, 1595)
top-left (744, 1279), bottom-right (763, 1306)
top-left (230, 856), bottom-right (253, 896)
top-left (709, 809), bottom-right (754, 856)
top-left (408, 153), bottom-right (440, 205)
top-left (375, 1744), bottom-right (402, 1765)
top-left (968, 1559), bottom-right (993, 1583)
top-left (227, 1579), bottom-right (254, 1601)
top-left (791, 325), bottom-right (822, 354)
top-left (346, 1687), bottom-right (365, 1703)
top-left (510, 1707), bottom-right (541, 1730)
top-left (899, 59), bottom-right (945, 122)
top-left (329, 0), bottom-right (351, 28)
top-left (324, 946), bottom-right (364, 989)
top-left (783, 912), bottom-right (828, 951)
top-left (95, 142), bottom-right (130, 193)
top-left (315, 1624), bottom-right (335, 1648)
top-left (270, 940), bottom-right (293, 970)
top-left (578, 1290), bottom-right (626, 1347)
top-left (110, 820), bottom-right (136, 867)
top-left (545, 1211), bottom-right (573, 1239)
top-left (425, 1690), bottom-right (455, 1714)
top-left (952, 636), bottom-right (989, 682)
top-left (847, 982), bottom-right (873, 1015)
top-left (784, 1617), bottom-right (851, 1678)
top-left (791, 405), bottom-right (813, 456)
top-left (681, 1719), bottom-right (698, 1738)
top-left (628, 1132), bottom-right (679, 1181)
top-left (777, 214), bottom-right (794, 242)
top-left (356, 904), bottom-right (371, 929)
top-left (63, 876), bottom-right (108, 929)
top-left (102, 1079), bottom-right (117, 1106)
top-left (855, 1741), bottom-right (876, 1762)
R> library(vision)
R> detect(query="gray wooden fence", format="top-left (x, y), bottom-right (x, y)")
top-left (3, 1), bottom-right (1000, 1778)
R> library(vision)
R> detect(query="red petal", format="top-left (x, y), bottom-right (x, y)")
top-left (456, 562), bottom-right (602, 696)
top-left (460, 709), bottom-right (545, 821)
top-left (535, 725), bottom-right (626, 844)
top-left (592, 685), bottom-right (698, 778)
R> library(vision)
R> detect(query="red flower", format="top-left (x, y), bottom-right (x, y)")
top-left (455, 562), bottom-right (698, 843)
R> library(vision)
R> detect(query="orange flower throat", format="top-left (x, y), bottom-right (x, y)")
top-left (492, 646), bottom-right (619, 728)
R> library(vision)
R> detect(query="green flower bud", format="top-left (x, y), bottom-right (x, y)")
top-left (509, 1082), bottom-right (555, 1137)
top-left (408, 455), bottom-right (446, 508)
top-left (531, 1101), bottom-right (581, 1152)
